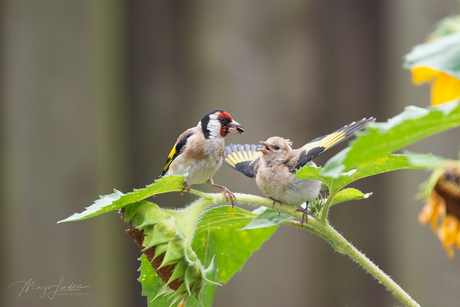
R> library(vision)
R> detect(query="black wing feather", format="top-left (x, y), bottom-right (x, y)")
top-left (294, 117), bottom-right (375, 169)
top-left (162, 132), bottom-right (194, 176)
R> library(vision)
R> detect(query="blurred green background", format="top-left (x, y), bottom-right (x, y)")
top-left (2, 1), bottom-right (460, 306)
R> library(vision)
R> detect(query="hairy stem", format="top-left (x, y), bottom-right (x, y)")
top-left (319, 190), bottom-right (337, 222)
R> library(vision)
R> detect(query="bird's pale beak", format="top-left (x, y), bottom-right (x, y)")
top-left (258, 141), bottom-right (271, 153)
top-left (228, 120), bottom-right (245, 134)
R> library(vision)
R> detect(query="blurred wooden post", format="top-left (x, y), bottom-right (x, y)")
top-left (1, 1), bottom-right (129, 306)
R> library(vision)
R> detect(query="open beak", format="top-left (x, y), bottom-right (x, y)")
top-left (258, 141), bottom-right (271, 153)
top-left (227, 119), bottom-right (245, 134)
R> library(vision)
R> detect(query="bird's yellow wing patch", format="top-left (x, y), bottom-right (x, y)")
top-left (304, 130), bottom-right (346, 152)
top-left (224, 144), bottom-right (262, 178)
top-left (161, 132), bottom-right (195, 176)
top-left (294, 117), bottom-right (375, 170)
top-left (163, 147), bottom-right (177, 174)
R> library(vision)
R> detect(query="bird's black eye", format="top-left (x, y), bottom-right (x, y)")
top-left (219, 117), bottom-right (229, 125)
top-left (274, 146), bottom-right (280, 150)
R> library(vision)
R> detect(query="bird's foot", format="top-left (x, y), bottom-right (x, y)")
top-left (220, 186), bottom-right (236, 207)
top-left (269, 197), bottom-right (283, 208)
top-left (295, 203), bottom-right (309, 226)
top-left (207, 180), bottom-right (236, 207)
top-left (269, 197), bottom-right (283, 215)
top-left (180, 179), bottom-right (191, 196)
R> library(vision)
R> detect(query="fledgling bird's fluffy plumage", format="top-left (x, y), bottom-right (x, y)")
top-left (162, 109), bottom-right (244, 204)
top-left (224, 117), bottom-right (375, 223)
top-left (256, 137), bottom-right (322, 207)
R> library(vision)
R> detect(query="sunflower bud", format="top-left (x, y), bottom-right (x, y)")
top-left (121, 201), bottom-right (217, 303)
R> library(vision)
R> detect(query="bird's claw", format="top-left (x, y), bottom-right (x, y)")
top-left (207, 180), bottom-right (236, 207)
top-left (269, 197), bottom-right (283, 215)
top-left (269, 197), bottom-right (282, 208)
top-left (295, 203), bottom-right (309, 226)
top-left (180, 180), bottom-right (191, 196)
top-left (221, 187), bottom-right (236, 208)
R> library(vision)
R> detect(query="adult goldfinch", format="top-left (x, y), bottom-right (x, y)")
top-left (224, 117), bottom-right (375, 223)
top-left (162, 109), bottom-right (244, 205)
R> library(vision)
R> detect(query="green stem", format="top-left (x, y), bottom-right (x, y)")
top-left (188, 190), bottom-right (420, 307)
top-left (283, 220), bottom-right (331, 242)
top-left (319, 190), bottom-right (337, 222)
top-left (319, 190), bottom-right (340, 223)
top-left (188, 188), bottom-right (215, 200)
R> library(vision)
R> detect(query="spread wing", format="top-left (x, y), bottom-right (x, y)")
top-left (224, 144), bottom-right (263, 178)
top-left (290, 117), bottom-right (375, 170)
top-left (162, 130), bottom-right (195, 176)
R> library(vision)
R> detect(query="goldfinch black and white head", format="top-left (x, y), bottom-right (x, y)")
top-left (199, 109), bottom-right (244, 139)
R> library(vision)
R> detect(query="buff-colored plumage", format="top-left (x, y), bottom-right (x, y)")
top-left (165, 126), bottom-right (225, 185)
top-left (224, 117), bottom-right (375, 223)
top-left (256, 137), bottom-right (322, 207)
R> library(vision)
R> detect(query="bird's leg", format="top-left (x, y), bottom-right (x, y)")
top-left (269, 197), bottom-right (283, 215)
top-left (269, 197), bottom-right (282, 208)
top-left (207, 179), bottom-right (236, 207)
top-left (295, 202), bottom-right (309, 226)
top-left (180, 178), bottom-right (191, 196)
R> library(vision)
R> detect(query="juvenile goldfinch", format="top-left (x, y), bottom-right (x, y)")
top-left (224, 117), bottom-right (375, 223)
top-left (162, 109), bottom-right (244, 205)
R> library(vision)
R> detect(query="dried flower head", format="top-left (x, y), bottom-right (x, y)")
top-left (419, 161), bottom-right (460, 258)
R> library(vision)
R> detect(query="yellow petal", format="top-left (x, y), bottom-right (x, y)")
top-left (446, 246), bottom-right (455, 258)
top-left (410, 66), bottom-right (439, 84)
top-left (418, 204), bottom-right (432, 224)
top-left (431, 71), bottom-right (460, 105)
top-left (444, 216), bottom-right (458, 242)
top-left (438, 215), bottom-right (460, 258)
top-left (438, 218), bottom-right (455, 258)
top-left (419, 190), bottom-right (445, 229)
top-left (456, 228), bottom-right (460, 248)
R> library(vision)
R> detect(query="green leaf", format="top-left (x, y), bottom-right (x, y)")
top-left (295, 164), bottom-right (334, 188)
top-left (138, 254), bottom-right (201, 307)
top-left (238, 189), bottom-right (369, 229)
top-left (330, 188), bottom-right (372, 207)
top-left (405, 152), bottom-right (445, 168)
top-left (429, 15), bottom-right (460, 39)
top-left (297, 153), bottom-right (438, 194)
top-left (404, 32), bottom-right (460, 79)
top-left (138, 254), bottom-right (179, 307)
top-left (58, 176), bottom-right (184, 223)
top-left (240, 208), bottom-right (292, 230)
top-left (321, 101), bottom-right (460, 177)
top-left (138, 254), bottom-right (157, 297)
top-left (190, 206), bottom-right (278, 303)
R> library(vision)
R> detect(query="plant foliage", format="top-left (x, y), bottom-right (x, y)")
top-left (58, 101), bottom-right (460, 306)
